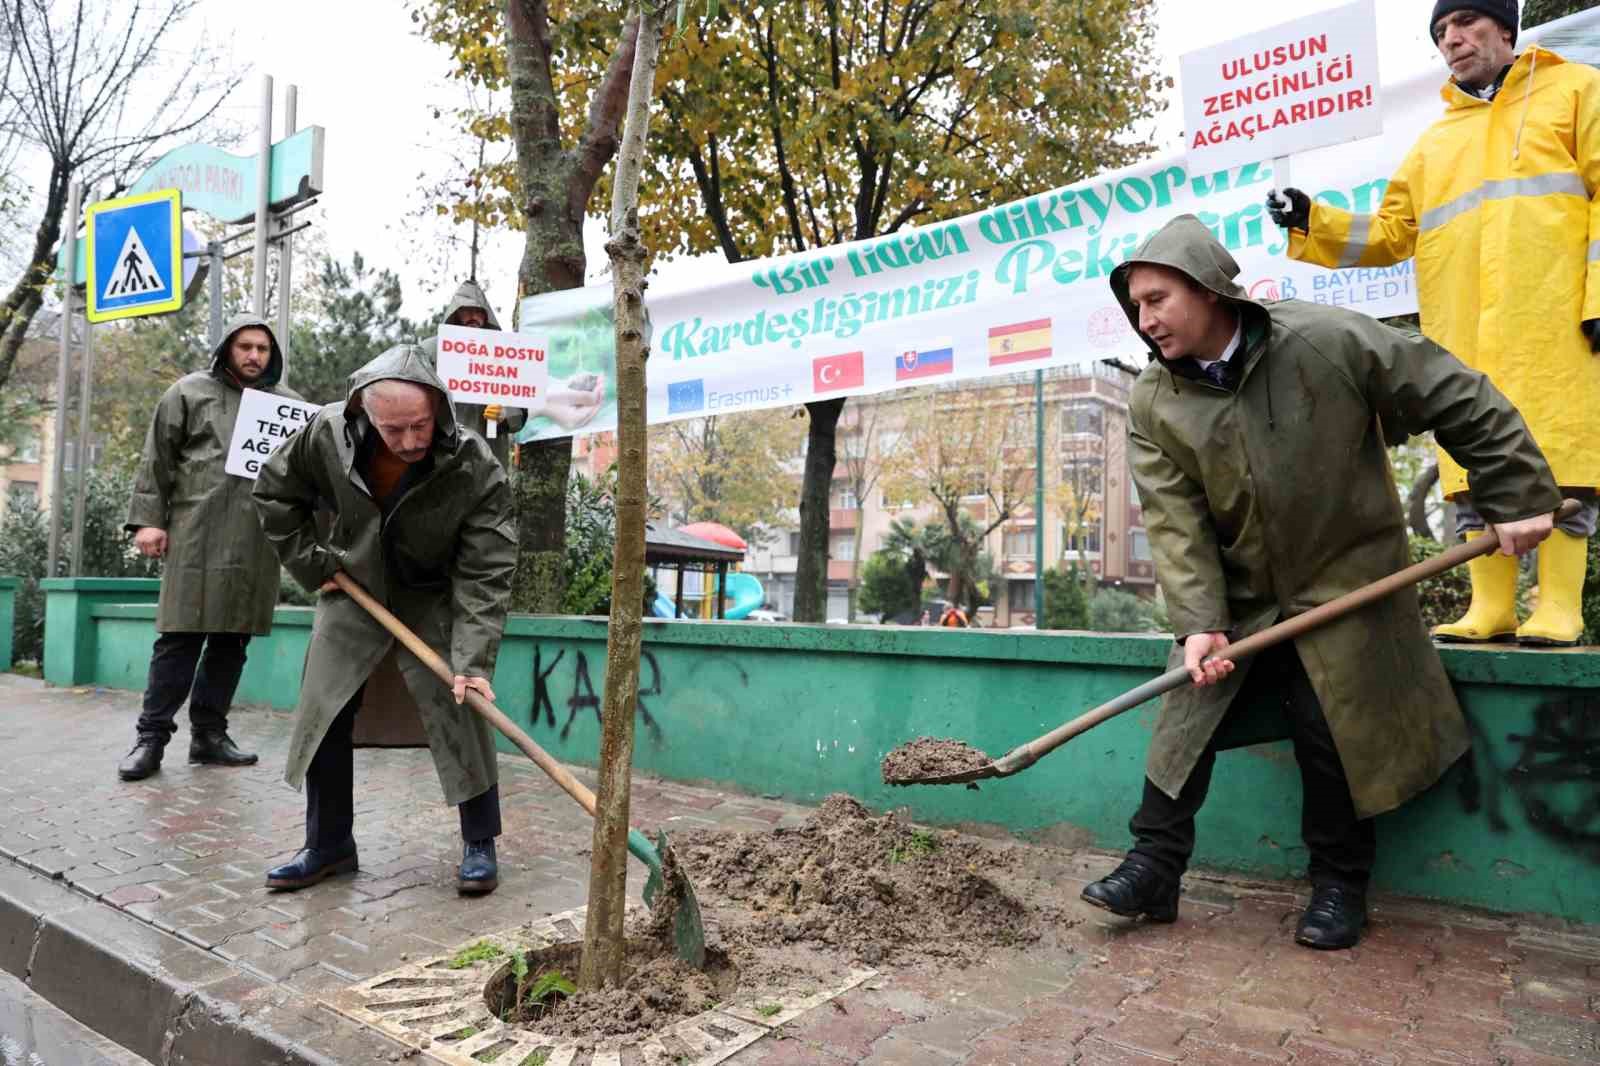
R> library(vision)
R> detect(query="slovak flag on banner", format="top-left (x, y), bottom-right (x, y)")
top-left (895, 346), bottom-right (954, 382)
top-left (812, 351), bottom-right (864, 393)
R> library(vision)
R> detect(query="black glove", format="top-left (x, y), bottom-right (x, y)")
top-left (1265, 187), bottom-right (1310, 231)
top-left (1584, 319), bottom-right (1600, 353)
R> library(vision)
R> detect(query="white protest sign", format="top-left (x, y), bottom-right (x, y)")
top-left (1181, 0), bottom-right (1382, 173)
top-left (226, 389), bottom-right (322, 478)
top-left (436, 325), bottom-right (550, 422)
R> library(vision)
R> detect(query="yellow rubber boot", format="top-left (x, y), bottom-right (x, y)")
top-left (1517, 530), bottom-right (1588, 647)
top-left (1432, 531), bottom-right (1519, 643)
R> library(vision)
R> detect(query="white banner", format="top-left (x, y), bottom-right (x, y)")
top-left (514, 8), bottom-right (1600, 446)
top-left (1180, 0), bottom-right (1383, 173)
top-left (436, 324), bottom-right (550, 410)
top-left (226, 389), bottom-right (322, 479)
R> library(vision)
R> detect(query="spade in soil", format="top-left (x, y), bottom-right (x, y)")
top-left (331, 571), bottom-right (706, 966)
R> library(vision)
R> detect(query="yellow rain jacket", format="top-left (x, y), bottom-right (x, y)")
top-left (1289, 46), bottom-right (1600, 496)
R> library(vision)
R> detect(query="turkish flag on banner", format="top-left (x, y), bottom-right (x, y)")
top-left (812, 351), bottom-right (864, 393)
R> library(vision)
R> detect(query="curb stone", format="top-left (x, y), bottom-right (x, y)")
top-left (0, 860), bottom-right (408, 1065)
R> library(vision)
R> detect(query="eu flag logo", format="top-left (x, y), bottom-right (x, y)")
top-left (667, 379), bottom-right (706, 414)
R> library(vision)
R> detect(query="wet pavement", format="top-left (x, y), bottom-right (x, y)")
top-left (0, 970), bottom-right (154, 1066)
top-left (0, 676), bottom-right (1596, 1064)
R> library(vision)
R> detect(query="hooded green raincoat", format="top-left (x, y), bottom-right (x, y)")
top-left (420, 280), bottom-right (526, 467)
top-left (125, 314), bottom-right (302, 635)
top-left (252, 345), bottom-right (517, 806)
top-left (1114, 216), bottom-right (1558, 819)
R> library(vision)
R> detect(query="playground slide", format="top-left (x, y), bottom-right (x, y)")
top-left (650, 592), bottom-right (679, 618)
top-left (724, 572), bottom-right (765, 620)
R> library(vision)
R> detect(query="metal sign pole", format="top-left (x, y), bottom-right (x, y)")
top-left (207, 239), bottom-right (224, 349)
top-left (277, 84), bottom-right (297, 381)
top-left (1033, 368), bottom-right (1045, 622)
top-left (68, 315), bottom-right (95, 576)
top-left (251, 73), bottom-right (273, 315)
top-left (46, 181), bottom-right (83, 578)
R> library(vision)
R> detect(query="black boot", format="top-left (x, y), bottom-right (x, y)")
top-left (189, 730), bottom-right (258, 767)
top-left (266, 842), bottom-right (358, 891)
top-left (1081, 858), bottom-right (1179, 922)
top-left (117, 739), bottom-right (164, 781)
top-left (458, 839), bottom-right (498, 895)
top-left (1295, 885), bottom-right (1367, 950)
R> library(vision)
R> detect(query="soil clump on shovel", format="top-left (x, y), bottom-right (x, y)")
top-left (880, 737), bottom-right (992, 784)
top-left (675, 793), bottom-right (1042, 966)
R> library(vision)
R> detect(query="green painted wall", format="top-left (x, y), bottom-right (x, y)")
top-left (52, 581), bottom-right (1600, 923)
top-left (0, 577), bottom-right (16, 669)
top-left (41, 578), bottom-right (160, 685)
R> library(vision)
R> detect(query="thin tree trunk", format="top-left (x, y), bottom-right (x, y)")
top-left (579, 2), bottom-right (663, 992)
top-left (793, 398), bottom-right (844, 621)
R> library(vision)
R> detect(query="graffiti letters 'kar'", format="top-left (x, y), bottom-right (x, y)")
top-left (85, 189), bottom-right (184, 323)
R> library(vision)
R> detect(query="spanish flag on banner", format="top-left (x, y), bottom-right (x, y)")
top-left (987, 318), bottom-right (1052, 366)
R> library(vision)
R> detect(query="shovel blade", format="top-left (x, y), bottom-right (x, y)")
top-left (635, 829), bottom-right (708, 969)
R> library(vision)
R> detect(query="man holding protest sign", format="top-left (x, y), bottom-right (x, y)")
top-left (422, 280), bottom-right (607, 465)
top-left (118, 314), bottom-right (304, 781)
top-left (1270, 0), bottom-right (1600, 647)
top-left (421, 281), bottom-right (524, 466)
top-left (253, 344), bottom-right (516, 894)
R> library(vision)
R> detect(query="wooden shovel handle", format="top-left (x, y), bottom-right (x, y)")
top-left (1005, 498), bottom-right (1582, 772)
top-left (330, 571), bottom-right (600, 819)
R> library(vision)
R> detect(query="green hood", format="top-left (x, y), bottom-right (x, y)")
top-left (344, 343), bottom-right (460, 447)
top-left (440, 280), bottom-right (502, 331)
top-left (209, 312), bottom-right (285, 388)
top-left (1109, 214), bottom-right (1266, 363)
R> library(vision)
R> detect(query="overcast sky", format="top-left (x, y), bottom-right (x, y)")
top-left (144, 1), bottom-right (1449, 321)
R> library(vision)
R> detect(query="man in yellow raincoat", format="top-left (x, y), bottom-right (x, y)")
top-left (1268, 0), bottom-right (1600, 646)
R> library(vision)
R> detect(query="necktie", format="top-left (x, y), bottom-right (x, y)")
top-left (1202, 361), bottom-right (1228, 388)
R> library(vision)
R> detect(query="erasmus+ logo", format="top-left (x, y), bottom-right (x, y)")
top-left (667, 379), bottom-right (705, 414)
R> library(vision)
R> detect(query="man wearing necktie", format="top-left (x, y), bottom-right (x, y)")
top-left (1079, 215), bottom-right (1560, 950)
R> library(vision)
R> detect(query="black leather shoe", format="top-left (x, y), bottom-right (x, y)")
top-left (1295, 885), bottom-right (1367, 950)
top-left (1081, 859), bottom-right (1179, 922)
top-left (117, 740), bottom-right (164, 781)
top-left (266, 844), bottom-right (358, 891)
top-left (189, 730), bottom-right (258, 767)
top-left (458, 838), bottom-right (498, 895)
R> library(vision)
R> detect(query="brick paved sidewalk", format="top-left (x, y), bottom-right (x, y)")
top-left (1, 678), bottom-right (1596, 1064)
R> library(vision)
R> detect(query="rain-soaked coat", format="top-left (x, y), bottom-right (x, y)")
top-left (420, 280), bottom-right (526, 467)
top-left (1115, 216), bottom-right (1559, 819)
top-left (125, 314), bottom-right (302, 635)
top-left (1290, 45), bottom-right (1600, 496)
top-left (252, 345), bottom-right (517, 806)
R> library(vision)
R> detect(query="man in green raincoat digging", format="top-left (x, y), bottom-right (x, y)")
top-left (252, 345), bottom-right (517, 894)
top-left (1080, 215), bottom-right (1561, 949)
top-left (118, 315), bottom-right (302, 781)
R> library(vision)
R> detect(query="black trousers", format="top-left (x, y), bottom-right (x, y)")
top-left (304, 684), bottom-right (502, 851)
top-left (1128, 643), bottom-right (1376, 891)
top-left (135, 632), bottom-right (250, 743)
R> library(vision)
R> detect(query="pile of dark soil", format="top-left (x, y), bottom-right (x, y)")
top-left (675, 793), bottom-right (1041, 966)
top-left (881, 736), bottom-right (992, 784)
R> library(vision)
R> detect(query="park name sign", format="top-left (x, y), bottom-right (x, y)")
top-left (225, 389), bottom-right (322, 478)
top-left (84, 189), bottom-right (183, 323)
top-left (1179, 0), bottom-right (1383, 173)
top-left (57, 126), bottom-right (326, 285)
top-left (435, 325), bottom-right (551, 417)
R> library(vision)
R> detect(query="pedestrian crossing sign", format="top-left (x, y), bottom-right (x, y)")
top-left (85, 188), bottom-right (183, 323)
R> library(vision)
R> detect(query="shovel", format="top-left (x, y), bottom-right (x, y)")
top-left (888, 500), bottom-right (1580, 787)
top-left (331, 571), bottom-right (707, 967)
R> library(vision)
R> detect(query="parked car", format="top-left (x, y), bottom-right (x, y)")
top-left (746, 609), bottom-right (787, 623)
